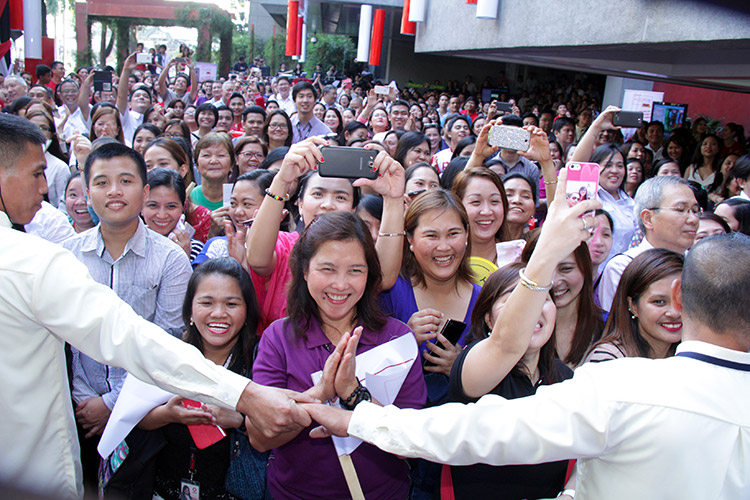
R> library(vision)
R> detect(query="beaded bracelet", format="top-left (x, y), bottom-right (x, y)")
top-left (518, 267), bottom-right (553, 292)
top-left (265, 188), bottom-right (290, 202)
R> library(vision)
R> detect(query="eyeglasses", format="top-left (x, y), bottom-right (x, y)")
top-left (238, 151), bottom-right (264, 159)
top-left (650, 205), bottom-right (702, 217)
top-left (164, 132), bottom-right (183, 138)
top-left (268, 123), bottom-right (287, 130)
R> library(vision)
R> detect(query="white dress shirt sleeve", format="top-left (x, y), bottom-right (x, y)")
top-left (348, 366), bottom-right (612, 466)
top-left (32, 244), bottom-right (249, 409)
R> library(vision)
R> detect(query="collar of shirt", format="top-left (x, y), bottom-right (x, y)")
top-left (81, 220), bottom-right (148, 260)
top-left (300, 316), bottom-right (381, 350)
top-left (0, 211), bottom-right (11, 229)
top-left (676, 340), bottom-right (750, 367)
top-left (597, 186), bottom-right (632, 205)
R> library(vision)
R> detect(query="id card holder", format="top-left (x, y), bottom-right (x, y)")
top-left (181, 448), bottom-right (200, 499)
top-left (180, 479), bottom-right (200, 500)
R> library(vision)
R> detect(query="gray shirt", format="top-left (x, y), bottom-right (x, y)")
top-left (62, 221), bottom-right (192, 408)
top-left (291, 114), bottom-right (332, 144)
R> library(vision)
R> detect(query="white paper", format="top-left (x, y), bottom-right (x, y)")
top-left (222, 183), bottom-right (233, 208)
top-left (310, 333), bottom-right (418, 456)
top-left (97, 374), bottom-right (173, 458)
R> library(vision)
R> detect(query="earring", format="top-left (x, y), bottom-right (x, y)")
top-left (628, 309), bottom-right (636, 320)
top-left (409, 244), bottom-right (414, 252)
top-left (189, 318), bottom-right (194, 326)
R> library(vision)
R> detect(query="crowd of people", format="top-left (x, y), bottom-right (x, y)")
top-left (1, 42), bottom-right (750, 500)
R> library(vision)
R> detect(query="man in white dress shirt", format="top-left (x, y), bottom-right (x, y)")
top-left (0, 114), bottom-right (313, 499)
top-left (305, 233), bottom-right (750, 500)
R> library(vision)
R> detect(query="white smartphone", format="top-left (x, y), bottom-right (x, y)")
top-left (488, 125), bottom-right (531, 152)
top-left (374, 85), bottom-right (389, 95)
top-left (136, 53), bottom-right (151, 64)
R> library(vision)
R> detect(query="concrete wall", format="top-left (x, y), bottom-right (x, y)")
top-left (415, 0), bottom-right (750, 53)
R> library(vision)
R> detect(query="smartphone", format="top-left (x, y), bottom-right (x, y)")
top-left (407, 188), bottom-right (427, 199)
top-left (565, 162), bottom-right (600, 217)
top-left (374, 85), bottom-right (389, 95)
top-left (136, 53), bottom-right (151, 64)
top-left (93, 71), bottom-right (112, 93)
top-left (423, 319), bottom-right (467, 367)
top-left (182, 399), bottom-right (226, 449)
top-left (175, 57), bottom-right (186, 64)
top-left (317, 146), bottom-right (378, 180)
top-left (495, 101), bottom-right (514, 113)
top-left (612, 111), bottom-right (644, 128)
top-left (487, 125), bottom-right (531, 151)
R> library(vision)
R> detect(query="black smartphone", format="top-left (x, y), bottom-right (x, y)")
top-left (317, 146), bottom-right (378, 180)
top-left (93, 71), bottom-right (112, 93)
top-left (407, 188), bottom-right (427, 199)
top-left (495, 101), bottom-right (514, 113)
top-left (612, 111), bottom-right (644, 128)
top-left (175, 57), bottom-right (186, 64)
top-left (423, 319), bottom-right (467, 367)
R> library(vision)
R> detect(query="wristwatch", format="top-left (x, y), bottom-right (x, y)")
top-left (340, 379), bottom-right (372, 410)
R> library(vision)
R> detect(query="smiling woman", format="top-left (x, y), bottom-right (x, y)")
top-left (251, 212), bottom-right (426, 499)
top-left (585, 249), bottom-right (684, 362)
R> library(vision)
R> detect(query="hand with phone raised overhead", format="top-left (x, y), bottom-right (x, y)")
top-left (571, 105), bottom-right (622, 163)
top-left (466, 119), bottom-right (500, 168)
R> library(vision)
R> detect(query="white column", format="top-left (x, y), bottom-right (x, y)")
top-left (357, 5), bottom-right (373, 62)
top-left (476, 0), bottom-right (499, 19)
top-left (409, 0), bottom-right (427, 23)
top-left (23, 0), bottom-right (43, 59)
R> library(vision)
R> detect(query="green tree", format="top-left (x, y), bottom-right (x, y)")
top-left (263, 35), bottom-right (292, 74)
top-left (303, 34), bottom-right (356, 77)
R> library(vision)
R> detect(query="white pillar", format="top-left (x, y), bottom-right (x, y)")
top-left (409, 0), bottom-right (427, 23)
top-left (23, 0), bottom-right (43, 59)
top-left (356, 5), bottom-right (373, 62)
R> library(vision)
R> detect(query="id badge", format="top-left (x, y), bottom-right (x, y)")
top-left (180, 479), bottom-right (200, 500)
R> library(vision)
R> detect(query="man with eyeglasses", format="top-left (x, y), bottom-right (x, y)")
top-left (599, 176), bottom-right (699, 311)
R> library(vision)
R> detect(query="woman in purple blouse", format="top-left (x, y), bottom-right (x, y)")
top-left (251, 212), bottom-right (427, 500)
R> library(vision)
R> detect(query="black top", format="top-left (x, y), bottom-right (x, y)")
top-left (447, 341), bottom-right (574, 500)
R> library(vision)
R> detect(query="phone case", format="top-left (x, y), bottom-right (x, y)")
top-left (565, 162), bottom-right (600, 214)
top-left (317, 146), bottom-right (378, 180)
top-left (495, 102), bottom-right (514, 113)
top-left (423, 320), bottom-right (467, 367)
top-left (93, 71), bottom-right (112, 93)
top-left (182, 399), bottom-right (226, 449)
top-left (612, 111), bottom-right (644, 128)
top-left (487, 125), bottom-right (531, 151)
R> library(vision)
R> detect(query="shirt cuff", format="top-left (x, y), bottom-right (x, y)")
top-left (348, 401), bottom-right (387, 441)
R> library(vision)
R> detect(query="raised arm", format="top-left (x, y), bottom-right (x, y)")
top-left (186, 57), bottom-right (199, 104)
top-left (157, 59), bottom-right (176, 101)
top-left (459, 170), bottom-right (602, 398)
top-left (519, 125), bottom-right (557, 204)
top-left (78, 73), bottom-right (94, 122)
top-left (246, 137), bottom-right (326, 276)
top-left (116, 53), bottom-right (138, 116)
top-left (571, 105), bottom-right (621, 162)
top-left (466, 119), bottom-right (500, 168)
top-left (353, 149), bottom-right (406, 290)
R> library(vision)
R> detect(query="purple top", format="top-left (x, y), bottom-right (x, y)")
top-left (379, 276), bottom-right (482, 349)
top-left (253, 316), bottom-right (427, 500)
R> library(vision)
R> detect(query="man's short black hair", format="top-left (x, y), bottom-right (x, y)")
top-left (500, 114), bottom-right (523, 128)
top-left (0, 114), bottom-right (45, 171)
top-left (83, 143), bottom-right (147, 187)
top-left (29, 84), bottom-right (53, 99)
top-left (390, 99), bottom-right (409, 111)
top-left (292, 81), bottom-right (317, 101)
top-left (731, 154), bottom-right (750, 182)
top-left (552, 116), bottom-right (575, 132)
top-left (522, 112), bottom-right (539, 126)
top-left (50, 61), bottom-right (64, 70)
top-left (35, 64), bottom-right (51, 78)
top-left (276, 75), bottom-right (291, 85)
top-left (647, 120), bottom-right (665, 132)
top-left (242, 105), bottom-right (267, 121)
top-left (683, 232), bottom-right (750, 336)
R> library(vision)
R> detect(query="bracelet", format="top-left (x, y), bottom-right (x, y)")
top-left (378, 231), bottom-right (405, 237)
top-left (340, 378), bottom-right (372, 410)
top-left (518, 267), bottom-right (553, 292)
top-left (558, 489), bottom-right (575, 499)
top-left (265, 188), bottom-right (290, 203)
top-left (544, 179), bottom-right (558, 185)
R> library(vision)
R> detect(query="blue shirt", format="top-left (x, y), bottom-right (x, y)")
top-left (291, 114), bottom-right (332, 144)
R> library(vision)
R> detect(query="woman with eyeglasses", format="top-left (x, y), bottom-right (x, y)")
top-left (263, 110), bottom-right (293, 151)
top-left (234, 136), bottom-right (268, 177)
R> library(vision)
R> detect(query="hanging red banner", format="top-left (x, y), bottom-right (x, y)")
top-left (285, 1), bottom-right (299, 56)
top-left (401, 0), bottom-right (416, 35)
